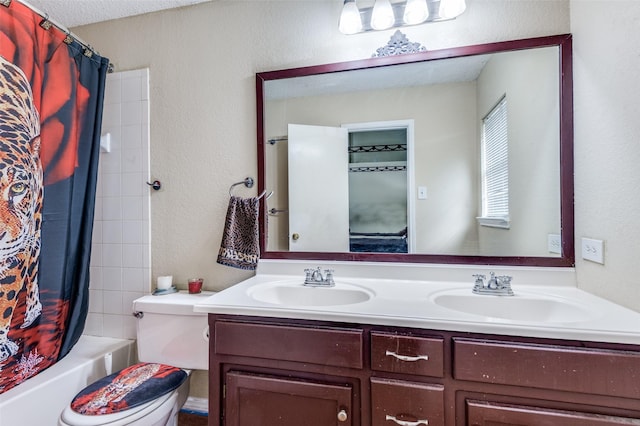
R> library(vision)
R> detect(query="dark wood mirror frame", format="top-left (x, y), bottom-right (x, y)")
top-left (256, 34), bottom-right (574, 267)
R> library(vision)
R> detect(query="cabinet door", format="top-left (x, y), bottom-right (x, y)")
top-left (467, 400), bottom-right (640, 426)
top-left (225, 371), bottom-right (353, 426)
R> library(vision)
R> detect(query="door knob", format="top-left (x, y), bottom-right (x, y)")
top-left (292, 233), bottom-right (300, 241)
top-left (337, 409), bottom-right (348, 422)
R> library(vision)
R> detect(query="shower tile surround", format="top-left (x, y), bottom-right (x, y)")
top-left (85, 69), bottom-right (151, 339)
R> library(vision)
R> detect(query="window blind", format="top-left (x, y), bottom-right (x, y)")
top-left (482, 96), bottom-right (509, 219)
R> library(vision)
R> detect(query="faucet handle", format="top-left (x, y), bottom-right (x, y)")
top-left (497, 275), bottom-right (514, 295)
top-left (472, 274), bottom-right (486, 281)
top-left (497, 275), bottom-right (512, 288)
top-left (324, 269), bottom-right (335, 284)
top-left (304, 268), bottom-right (314, 281)
top-left (472, 274), bottom-right (486, 290)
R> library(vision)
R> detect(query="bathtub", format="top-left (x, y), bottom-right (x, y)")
top-left (0, 335), bottom-right (135, 425)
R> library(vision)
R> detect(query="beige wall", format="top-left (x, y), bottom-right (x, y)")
top-left (571, 1), bottom-right (640, 310)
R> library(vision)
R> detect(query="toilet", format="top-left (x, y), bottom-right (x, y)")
top-left (59, 291), bottom-right (212, 426)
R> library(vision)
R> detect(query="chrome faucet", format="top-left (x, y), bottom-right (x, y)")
top-left (472, 272), bottom-right (514, 296)
top-left (303, 267), bottom-right (335, 287)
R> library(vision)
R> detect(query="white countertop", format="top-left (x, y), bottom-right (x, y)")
top-left (195, 261), bottom-right (640, 345)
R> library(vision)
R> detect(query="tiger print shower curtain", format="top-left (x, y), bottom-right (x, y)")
top-left (0, 1), bottom-right (108, 393)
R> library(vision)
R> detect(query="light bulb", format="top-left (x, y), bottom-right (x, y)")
top-left (371, 0), bottom-right (395, 30)
top-left (403, 0), bottom-right (429, 25)
top-left (339, 0), bottom-right (363, 34)
top-left (439, 0), bottom-right (466, 19)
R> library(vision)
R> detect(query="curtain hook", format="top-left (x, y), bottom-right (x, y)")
top-left (39, 13), bottom-right (53, 30)
top-left (63, 30), bottom-right (74, 45)
top-left (83, 46), bottom-right (94, 58)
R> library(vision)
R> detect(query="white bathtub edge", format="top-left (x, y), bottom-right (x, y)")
top-left (0, 335), bottom-right (135, 425)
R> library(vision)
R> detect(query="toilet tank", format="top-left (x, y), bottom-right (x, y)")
top-left (132, 292), bottom-right (213, 370)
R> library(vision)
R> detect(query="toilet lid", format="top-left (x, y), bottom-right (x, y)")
top-left (71, 363), bottom-right (187, 416)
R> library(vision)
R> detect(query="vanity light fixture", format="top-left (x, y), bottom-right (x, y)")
top-left (339, 0), bottom-right (466, 34)
top-left (439, 0), bottom-right (466, 19)
top-left (371, 0), bottom-right (395, 30)
top-left (338, 0), bottom-right (363, 34)
top-left (403, 0), bottom-right (430, 25)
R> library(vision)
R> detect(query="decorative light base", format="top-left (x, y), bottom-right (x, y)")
top-left (373, 30), bottom-right (427, 58)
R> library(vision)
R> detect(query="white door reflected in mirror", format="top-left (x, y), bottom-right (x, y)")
top-left (288, 124), bottom-right (350, 252)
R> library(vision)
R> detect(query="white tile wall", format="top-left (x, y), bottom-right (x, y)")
top-left (85, 69), bottom-right (151, 339)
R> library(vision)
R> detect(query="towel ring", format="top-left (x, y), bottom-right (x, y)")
top-left (229, 177), bottom-right (254, 196)
top-left (229, 177), bottom-right (273, 200)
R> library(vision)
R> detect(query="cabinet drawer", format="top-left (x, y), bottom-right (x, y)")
top-left (214, 321), bottom-right (363, 369)
top-left (466, 399), bottom-right (640, 425)
top-left (453, 338), bottom-right (640, 398)
top-left (371, 377), bottom-right (444, 426)
top-left (371, 332), bottom-right (444, 377)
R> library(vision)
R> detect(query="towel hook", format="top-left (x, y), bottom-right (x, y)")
top-left (146, 180), bottom-right (161, 190)
top-left (258, 190), bottom-right (274, 200)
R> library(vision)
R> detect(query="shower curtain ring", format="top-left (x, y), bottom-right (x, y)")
top-left (63, 30), bottom-right (73, 45)
top-left (39, 14), bottom-right (53, 30)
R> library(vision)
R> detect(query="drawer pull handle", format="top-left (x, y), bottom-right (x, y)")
top-left (337, 409), bottom-right (348, 422)
top-left (385, 414), bottom-right (428, 426)
top-left (385, 350), bottom-right (429, 362)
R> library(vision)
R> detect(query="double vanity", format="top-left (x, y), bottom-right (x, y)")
top-left (195, 261), bottom-right (640, 425)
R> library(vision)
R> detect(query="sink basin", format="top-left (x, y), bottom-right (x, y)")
top-left (431, 289), bottom-right (596, 323)
top-left (248, 281), bottom-right (373, 307)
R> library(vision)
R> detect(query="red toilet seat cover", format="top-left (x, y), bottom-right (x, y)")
top-left (70, 362), bottom-right (187, 415)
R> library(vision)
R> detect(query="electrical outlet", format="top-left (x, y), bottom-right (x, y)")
top-left (547, 234), bottom-right (561, 254)
top-left (581, 237), bottom-right (604, 264)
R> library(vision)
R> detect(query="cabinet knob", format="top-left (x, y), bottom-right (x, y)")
top-left (337, 409), bottom-right (348, 422)
top-left (292, 233), bottom-right (300, 241)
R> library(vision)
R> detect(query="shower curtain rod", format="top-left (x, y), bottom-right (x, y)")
top-left (3, 0), bottom-right (114, 72)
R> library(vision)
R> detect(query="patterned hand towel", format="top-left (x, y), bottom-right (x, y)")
top-left (217, 196), bottom-right (260, 270)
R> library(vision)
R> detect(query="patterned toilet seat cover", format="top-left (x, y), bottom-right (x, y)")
top-left (71, 363), bottom-right (187, 415)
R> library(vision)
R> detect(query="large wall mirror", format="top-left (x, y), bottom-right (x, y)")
top-left (257, 34), bottom-right (574, 267)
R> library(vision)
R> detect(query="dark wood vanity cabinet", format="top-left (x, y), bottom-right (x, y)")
top-left (208, 315), bottom-right (640, 426)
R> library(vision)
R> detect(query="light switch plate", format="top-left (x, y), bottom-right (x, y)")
top-left (581, 237), bottom-right (604, 264)
top-left (418, 186), bottom-right (427, 200)
top-left (547, 234), bottom-right (561, 254)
